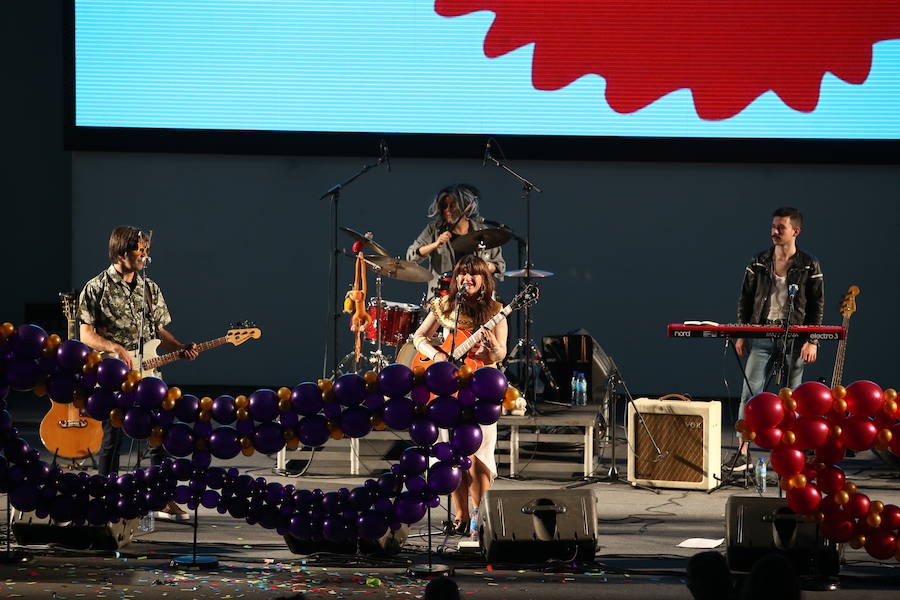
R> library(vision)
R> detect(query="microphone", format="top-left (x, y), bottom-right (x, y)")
top-left (379, 139), bottom-right (391, 172)
top-left (788, 284), bottom-right (798, 298)
top-left (142, 256), bottom-right (152, 268)
top-left (458, 284), bottom-right (469, 296)
top-left (482, 138), bottom-right (491, 168)
top-left (474, 216), bottom-right (509, 230)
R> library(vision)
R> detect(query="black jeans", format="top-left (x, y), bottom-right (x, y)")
top-left (97, 420), bottom-right (169, 476)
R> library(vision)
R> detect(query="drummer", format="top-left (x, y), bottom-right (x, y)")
top-left (406, 183), bottom-right (505, 297)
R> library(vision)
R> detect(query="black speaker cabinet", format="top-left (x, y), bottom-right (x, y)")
top-left (479, 488), bottom-right (598, 563)
top-left (725, 496), bottom-right (841, 575)
top-left (11, 510), bottom-right (137, 550)
top-left (284, 524), bottom-right (408, 556)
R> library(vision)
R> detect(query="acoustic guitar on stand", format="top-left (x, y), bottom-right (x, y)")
top-left (412, 285), bottom-right (539, 370)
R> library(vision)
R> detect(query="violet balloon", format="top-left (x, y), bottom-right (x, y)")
top-left (340, 405), bottom-right (374, 438)
top-left (5, 358), bottom-right (40, 391)
top-left (134, 377), bottom-right (168, 409)
top-left (424, 361), bottom-right (459, 396)
top-left (174, 394), bottom-right (200, 422)
top-left (393, 492), bottom-right (427, 524)
top-left (122, 407), bottom-right (153, 439)
top-left (12, 324), bottom-right (48, 359)
top-left (333, 373), bottom-right (366, 406)
top-left (473, 400), bottom-right (502, 425)
top-left (296, 415), bottom-right (330, 447)
top-left (253, 421), bottom-right (286, 454)
top-left (382, 397), bottom-right (415, 430)
top-left (450, 423), bottom-right (483, 457)
top-left (428, 395), bottom-right (461, 428)
top-left (96, 357), bottom-right (129, 391)
top-left (47, 373), bottom-right (77, 404)
top-left (357, 511), bottom-right (389, 540)
top-left (211, 395), bottom-right (236, 424)
top-left (470, 367), bottom-right (509, 402)
top-left (248, 389), bottom-right (279, 422)
top-left (378, 363), bottom-right (414, 398)
top-left (56, 339), bottom-right (91, 372)
top-left (399, 447), bottom-right (429, 476)
top-left (291, 382), bottom-right (323, 416)
top-left (164, 423), bottom-right (195, 457)
top-left (427, 461), bottom-right (463, 495)
top-left (409, 416), bottom-right (439, 446)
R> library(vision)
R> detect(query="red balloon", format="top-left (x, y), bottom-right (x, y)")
top-left (770, 446), bottom-right (805, 476)
top-left (816, 438), bottom-right (846, 465)
top-left (802, 463), bottom-right (818, 482)
top-left (841, 416), bottom-right (878, 451)
top-left (792, 381), bottom-right (834, 417)
top-left (754, 427), bottom-right (783, 450)
top-left (845, 492), bottom-right (871, 519)
top-left (881, 504), bottom-right (900, 530)
top-left (820, 516), bottom-right (855, 543)
top-left (817, 465), bottom-right (846, 494)
top-left (890, 424), bottom-right (900, 456)
top-left (744, 392), bottom-right (785, 431)
top-left (778, 410), bottom-right (797, 431)
top-left (787, 485), bottom-right (821, 514)
top-left (844, 380), bottom-right (884, 417)
top-left (874, 413), bottom-right (895, 430)
top-left (865, 530), bottom-right (897, 560)
top-left (793, 416), bottom-right (830, 450)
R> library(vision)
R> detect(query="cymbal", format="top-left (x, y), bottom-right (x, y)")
top-left (364, 255), bottom-right (432, 282)
top-left (504, 268), bottom-right (554, 278)
top-left (450, 228), bottom-right (512, 254)
top-left (340, 226), bottom-right (390, 257)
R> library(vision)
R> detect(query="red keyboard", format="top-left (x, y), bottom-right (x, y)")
top-left (667, 323), bottom-right (846, 341)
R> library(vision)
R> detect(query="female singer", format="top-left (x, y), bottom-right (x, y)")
top-left (411, 255), bottom-right (507, 534)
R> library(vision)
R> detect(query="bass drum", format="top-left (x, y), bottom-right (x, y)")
top-left (394, 342), bottom-right (417, 367)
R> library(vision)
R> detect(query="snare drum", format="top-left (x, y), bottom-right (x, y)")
top-left (365, 300), bottom-right (421, 347)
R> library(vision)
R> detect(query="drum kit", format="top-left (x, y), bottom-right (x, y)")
top-left (334, 225), bottom-right (555, 377)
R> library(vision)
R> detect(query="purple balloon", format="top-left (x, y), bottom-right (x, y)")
top-left (163, 423), bottom-right (195, 457)
top-left (11, 324), bottom-right (48, 359)
top-left (280, 411), bottom-right (298, 429)
top-left (377, 473), bottom-right (403, 497)
top-left (458, 456), bottom-right (472, 470)
top-left (333, 373), bottom-right (366, 406)
top-left (211, 395), bottom-right (236, 424)
top-left (235, 418), bottom-right (255, 437)
top-left (38, 356), bottom-right (60, 377)
top-left (357, 511), bottom-right (389, 540)
top-left (378, 364), bottom-right (414, 398)
top-left (473, 400), bottom-right (503, 425)
top-left (322, 401), bottom-right (342, 419)
top-left (5, 358), bottom-right (40, 391)
top-left (209, 426), bottom-right (241, 459)
top-left (340, 405), bottom-right (374, 438)
top-left (174, 394), bottom-right (200, 422)
top-left (253, 421), bottom-right (286, 454)
top-left (424, 361), bottom-right (459, 396)
top-left (409, 417), bottom-right (439, 446)
top-left (96, 357), bottom-right (129, 391)
top-left (248, 389), bottom-right (279, 422)
top-left (411, 384), bottom-right (431, 405)
top-left (291, 382), bottom-right (323, 416)
top-left (10, 484), bottom-right (39, 512)
top-left (470, 367), bottom-right (509, 402)
top-left (116, 391), bottom-right (136, 410)
top-left (200, 489), bottom-right (220, 509)
top-left (134, 377), bottom-right (168, 409)
top-left (431, 442), bottom-right (455, 462)
top-left (405, 475), bottom-right (427, 493)
top-left (122, 407), bottom-right (153, 439)
top-left (56, 339), bottom-right (91, 372)
top-left (399, 446), bottom-right (429, 476)
top-left (427, 461), bottom-right (463, 495)
top-left (456, 387), bottom-right (477, 407)
top-left (74, 370), bottom-right (97, 391)
top-left (450, 423), bottom-right (483, 457)
top-left (47, 373), bottom-right (77, 404)
top-left (296, 415), bottom-right (330, 447)
top-left (393, 492), bottom-right (427, 524)
top-left (349, 487), bottom-right (374, 511)
top-left (382, 397), bottom-right (415, 431)
top-left (428, 395), bottom-right (461, 428)
top-left (322, 516), bottom-right (349, 541)
top-left (363, 391), bottom-right (385, 412)
top-left (155, 409), bottom-right (176, 428)
top-left (193, 450), bottom-right (212, 470)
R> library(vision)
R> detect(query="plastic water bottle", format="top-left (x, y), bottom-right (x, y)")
top-left (577, 373), bottom-right (588, 406)
top-left (470, 508), bottom-right (479, 542)
top-left (756, 458), bottom-right (767, 494)
top-left (138, 511), bottom-right (155, 533)
top-left (570, 371), bottom-right (579, 405)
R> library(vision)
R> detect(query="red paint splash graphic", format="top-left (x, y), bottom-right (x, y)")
top-left (435, 1), bottom-right (900, 120)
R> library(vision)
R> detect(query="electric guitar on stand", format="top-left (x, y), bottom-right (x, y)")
top-left (830, 285), bottom-right (859, 388)
top-left (412, 285), bottom-right (539, 370)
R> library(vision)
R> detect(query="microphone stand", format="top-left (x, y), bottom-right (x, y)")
top-left (318, 144), bottom-right (390, 378)
top-left (764, 287), bottom-right (798, 393)
top-left (484, 146), bottom-right (542, 414)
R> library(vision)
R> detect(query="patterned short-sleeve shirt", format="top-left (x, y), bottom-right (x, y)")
top-left (78, 265), bottom-right (172, 351)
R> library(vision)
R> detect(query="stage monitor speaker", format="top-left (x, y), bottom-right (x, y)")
top-left (11, 510), bottom-right (137, 550)
top-left (725, 496), bottom-right (841, 575)
top-left (284, 524), bottom-right (408, 556)
top-left (479, 488), bottom-right (597, 563)
top-left (627, 398), bottom-right (721, 490)
top-left (541, 333), bottom-right (614, 404)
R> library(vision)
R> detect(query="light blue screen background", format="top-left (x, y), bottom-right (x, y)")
top-left (75, 0), bottom-right (900, 139)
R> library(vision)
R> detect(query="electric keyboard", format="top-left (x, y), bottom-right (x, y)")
top-left (667, 323), bottom-right (846, 340)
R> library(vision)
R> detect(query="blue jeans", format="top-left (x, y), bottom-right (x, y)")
top-left (738, 337), bottom-right (805, 424)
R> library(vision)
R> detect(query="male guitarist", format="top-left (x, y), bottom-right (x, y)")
top-left (733, 207), bottom-right (824, 464)
top-left (78, 226), bottom-right (197, 519)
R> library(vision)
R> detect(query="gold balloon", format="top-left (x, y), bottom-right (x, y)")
top-left (502, 397), bottom-right (517, 410)
top-left (871, 501), bottom-right (885, 514)
top-left (283, 429), bottom-right (295, 441)
top-left (47, 334), bottom-right (62, 349)
top-left (784, 398), bottom-right (797, 413)
top-left (833, 398), bottom-right (847, 414)
top-left (0, 322), bottom-right (15, 337)
top-left (151, 426), bottom-right (164, 438)
top-left (42, 346), bottom-right (57, 358)
top-left (412, 365), bottom-right (425, 378)
top-left (109, 408), bottom-right (124, 428)
top-left (277, 386), bottom-right (292, 402)
top-left (121, 380), bottom-right (136, 393)
top-left (782, 430), bottom-right (796, 446)
top-left (195, 438), bottom-right (208, 451)
top-left (844, 482), bottom-right (857, 494)
top-left (835, 490), bottom-right (850, 505)
top-left (363, 370), bottom-right (378, 384)
top-left (239, 436), bottom-right (253, 449)
top-left (286, 437), bottom-right (300, 450)
top-left (199, 396), bottom-right (213, 411)
top-left (278, 398), bottom-right (292, 412)
top-left (82, 363), bottom-right (97, 375)
top-left (148, 435), bottom-right (163, 447)
top-left (830, 425), bottom-right (843, 440)
top-left (241, 446), bottom-right (255, 457)
top-left (850, 535), bottom-right (866, 550)
top-left (457, 364), bottom-right (474, 380)
top-left (883, 399), bottom-right (898, 416)
top-left (748, 431), bottom-right (757, 440)
top-left (505, 386), bottom-right (521, 402)
top-left (126, 370), bottom-right (142, 384)
top-left (166, 386), bottom-right (183, 401)
top-left (87, 351), bottom-right (102, 366)
top-left (780, 478), bottom-right (794, 491)
top-left (365, 381), bottom-right (378, 394)
top-left (161, 397), bottom-right (176, 411)
top-left (791, 474), bottom-right (807, 488)
top-left (867, 512), bottom-right (883, 528)
top-left (330, 427), bottom-right (345, 440)
top-left (885, 388), bottom-right (898, 403)
top-left (198, 410), bottom-right (212, 422)
top-left (878, 428), bottom-right (893, 444)
top-left (322, 389), bottom-right (335, 404)
top-left (236, 408), bottom-right (249, 421)
top-left (318, 379), bottom-right (333, 393)
top-left (373, 419), bottom-right (386, 431)
top-left (235, 395), bottom-right (249, 409)
top-left (779, 387), bottom-right (793, 401)
top-left (832, 385), bottom-right (847, 400)
top-left (33, 382), bottom-right (48, 397)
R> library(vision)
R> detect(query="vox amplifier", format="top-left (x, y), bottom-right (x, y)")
top-left (627, 397), bottom-right (721, 490)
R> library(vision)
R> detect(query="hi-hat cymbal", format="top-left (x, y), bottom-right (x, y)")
top-left (340, 226), bottom-right (390, 257)
top-left (504, 268), bottom-right (554, 278)
top-left (450, 228), bottom-right (512, 254)
top-left (364, 255), bottom-right (433, 282)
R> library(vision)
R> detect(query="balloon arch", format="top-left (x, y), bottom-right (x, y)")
top-left (0, 323), bottom-right (519, 545)
top-left (739, 380), bottom-right (900, 561)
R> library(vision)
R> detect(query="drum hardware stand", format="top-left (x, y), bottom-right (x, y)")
top-left (567, 364), bottom-right (664, 493)
top-left (319, 141), bottom-right (391, 377)
top-left (483, 139), bottom-right (543, 414)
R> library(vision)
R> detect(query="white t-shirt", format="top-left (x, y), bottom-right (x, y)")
top-left (767, 274), bottom-right (788, 321)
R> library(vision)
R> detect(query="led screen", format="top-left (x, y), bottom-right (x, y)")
top-left (74, 1), bottom-right (900, 140)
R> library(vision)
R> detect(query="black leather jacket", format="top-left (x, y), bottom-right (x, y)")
top-left (737, 247), bottom-right (825, 338)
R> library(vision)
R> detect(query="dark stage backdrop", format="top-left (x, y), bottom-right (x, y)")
top-left (70, 153), bottom-right (900, 403)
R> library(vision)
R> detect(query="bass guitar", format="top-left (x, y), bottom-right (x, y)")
top-left (127, 323), bottom-right (261, 377)
top-left (40, 292), bottom-right (103, 460)
top-left (412, 285), bottom-right (539, 370)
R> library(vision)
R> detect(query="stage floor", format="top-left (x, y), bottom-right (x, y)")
top-left (5, 397), bottom-right (900, 598)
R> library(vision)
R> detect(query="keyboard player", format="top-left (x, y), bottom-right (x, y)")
top-left (733, 207), bottom-right (824, 461)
